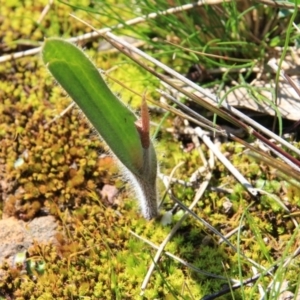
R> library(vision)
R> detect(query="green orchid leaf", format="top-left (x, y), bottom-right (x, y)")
top-left (42, 38), bottom-right (143, 176)
top-left (42, 38), bottom-right (159, 220)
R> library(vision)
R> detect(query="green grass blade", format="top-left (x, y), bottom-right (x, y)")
top-left (42, 38), bottom-right (143, 176)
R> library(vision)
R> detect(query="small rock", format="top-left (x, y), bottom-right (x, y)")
top-left (278, 291), bottom-right (295, 300)
top-left (223, 198), bottom-right (233, 214)
top-left (0, 216), bottom-right (59, 267)
top-left (101, 184), bottom-right (118, 204)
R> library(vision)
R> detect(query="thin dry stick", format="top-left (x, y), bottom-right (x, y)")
top-left (265, 142), bottom-right (300, 172)
top-left (104, 71), bottom-right (222, 129)
top-left (171, 186), bottom-right (271, 273)
top-left (192, 129), bottom-right (209, 167)
top-left (256, 189), bottom-right (291, 214)
top-left (158, 89), bottom-right (225, 134)
top-left (195, 127), bottom-right (258, 197)
top-left (0, 0), bottom-right (229, 64)
top-left (202, 263), bottom-right (278, 300)
top-left (141, 150), bottom-right (214, 293)
top-left (99, 31), bottom-right (300, 158)
top-left (44, 102), bottom-right (75, 127)
top-left (204, 234), bottom-right (300, 300)
top-left (37, 0), bottom-right (53, 24)
top-left (218, 225), bottom-right (245, 245)
top-left (189, 165), bottom-right (208, 184)
top-left (262, 244), bottom-right (300, 300)
top-left (210, 186), bottom-right (233, 194)
top-left (160, 84), bottom-right (300, 173)
top-left (251, 266), bottom-right (265, 298)
top-left (158, 173), bottom-right (195, 188)
top-left (158, 161), bottom-right (185, 209)
top-left (129, 230), bottom-right (240, 283)
top-left (256, 0), bottom-right (300, 8)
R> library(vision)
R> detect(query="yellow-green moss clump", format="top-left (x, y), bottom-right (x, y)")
top-left (0, 202), bottom-right (237, 299)
top-left (0, 55), bottom-right (119, 220)
top-left (1, 1), bottom-right (300, 299)
top-left (0, 0), bottom-right (98, 54)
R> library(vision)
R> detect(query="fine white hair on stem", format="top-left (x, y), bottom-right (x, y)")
top-left (82, 92), bottom-right (159, 219)
top-left (118, 146), bottom-right (159, 220)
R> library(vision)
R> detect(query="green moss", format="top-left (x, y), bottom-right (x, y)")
top-left (1, 1), bottom-right (300, 299)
